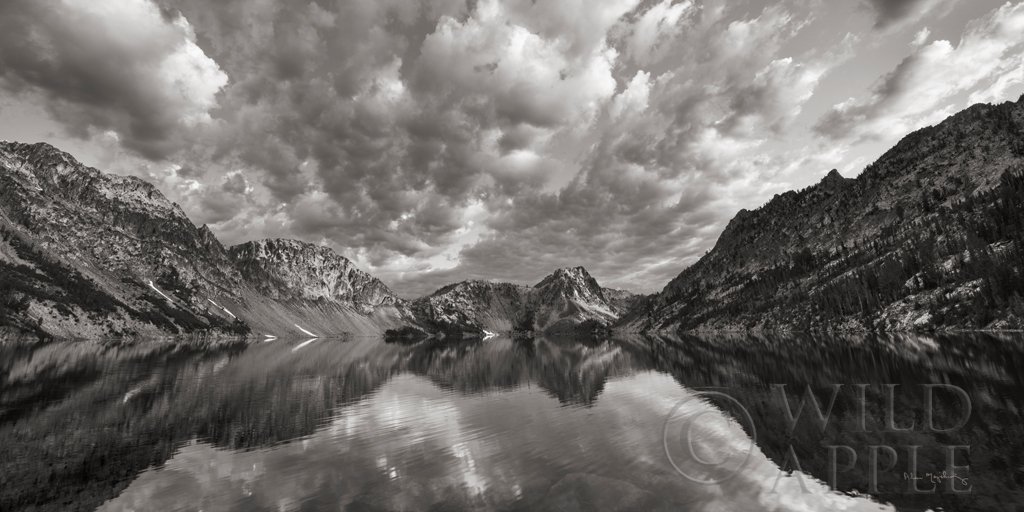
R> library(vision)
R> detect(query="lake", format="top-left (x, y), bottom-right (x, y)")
top-left (1, 333), bottom-right (1022, 511)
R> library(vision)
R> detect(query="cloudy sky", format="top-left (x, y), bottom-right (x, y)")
top-left (1, 0), bottom-right (1023, 297)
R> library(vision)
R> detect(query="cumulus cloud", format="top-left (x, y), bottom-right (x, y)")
top-left (414, 4), bottom-right (617, 129)
top-left (816, 1), bottom-right (1024, 142)
top-left (0, 0), bottom-right (228, 158)
top-left (911, 27), bottom-right (932, 47)
top-left (616, 0), bottom-right (693, 65)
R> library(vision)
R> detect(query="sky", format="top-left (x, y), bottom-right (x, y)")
top-left (1, 0), bottom-right (1023, 298)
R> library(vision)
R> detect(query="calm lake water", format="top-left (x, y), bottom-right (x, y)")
top-left (1, 333), bottom-right (1022, 511)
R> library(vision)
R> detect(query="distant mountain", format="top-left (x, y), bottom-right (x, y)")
top-left (532, 267), bottom-right (624, 332)
top-left (406, 267), bottom-right (637, 336)
top-left (0, 141), bottom-right (408, 339)
top-left (410, 280), bottom-right (532, 335)
top-left (621, 96), bottom-right (1024, 332)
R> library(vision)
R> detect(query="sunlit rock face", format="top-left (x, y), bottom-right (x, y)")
top-left (229, 239), bottom-right (402, 309)
top-left (622, 96), bottom-right (1024, 333)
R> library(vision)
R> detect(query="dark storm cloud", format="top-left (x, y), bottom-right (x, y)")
top-left (864, 0), bottom-right (941, 29)
top-left (0, 0), bottom-right (227, 159)
top-left (221, 173), bottom-right (248, 195)
top-left (813, 52), bottom-right (924, 139)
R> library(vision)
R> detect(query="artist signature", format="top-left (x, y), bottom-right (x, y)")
top-left (902, 470), bottom-right (969, 486)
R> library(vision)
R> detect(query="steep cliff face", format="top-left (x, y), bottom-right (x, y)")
top-left (407, 267), bottom-right (636, 335)
top-left (623, 96), bottom-right (1024, 332)
top-left (229, 239), bottom-right (401, 311)
top-left (0, 142), bottom-right (408, 339)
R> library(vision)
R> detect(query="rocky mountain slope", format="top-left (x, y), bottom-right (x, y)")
top-left (0, 141), bottom-right (408, 339)
top-left (229, 239), bottom-right (402, 312)
top-left (0, 141), bottom-right (246, 338)
top-left (406, 266), bottom-right (637, 336)
top-left (621, 95), bottom-right (1024, 332)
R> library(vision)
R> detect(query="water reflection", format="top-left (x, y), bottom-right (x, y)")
top-left (0, 333), bottom-right (1021, 511)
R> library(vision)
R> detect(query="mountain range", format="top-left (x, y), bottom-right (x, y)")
top-left (0, 142), bottom-right (635, 339)
top-left (406, 266), bottom-right (639, 337)
top-left (3, 96), bottom-right (1024, 340)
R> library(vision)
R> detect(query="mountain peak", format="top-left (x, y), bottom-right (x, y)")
top-left (2, 140), bottom-right (87, 178)
top-left (818, 169), bottom-right (848, 191)
top-left (535, 265), bottom-right (604, 301)
top-left (545, 266), bottom-right (592, 281)
top-left (240, 238), bottom-right (344, 259)
top-left (1, 140), bottom-right (68, 159)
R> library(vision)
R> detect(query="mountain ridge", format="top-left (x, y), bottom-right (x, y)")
top-left (621, 95), bottom-right (1024, 332)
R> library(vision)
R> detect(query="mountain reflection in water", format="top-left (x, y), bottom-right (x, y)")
top-left (1, 333), bottom-right (1022, 512)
